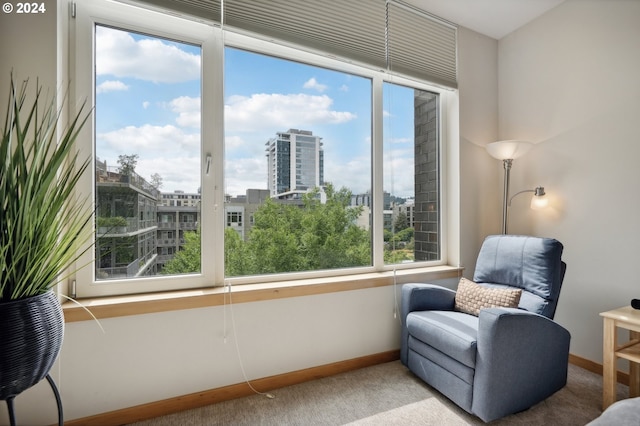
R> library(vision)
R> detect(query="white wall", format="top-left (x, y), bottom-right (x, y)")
top-left (457, 27), bottom-right (502, 275)
top-left (497, 0), bottom-right (640, 363)
top-left (0, 1), bottom-right (57, 109)
top-left (3, 286), bottom-right (409, 424)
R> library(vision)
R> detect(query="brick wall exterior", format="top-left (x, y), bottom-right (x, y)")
top-left (413, 91), bottom-right (440, 261)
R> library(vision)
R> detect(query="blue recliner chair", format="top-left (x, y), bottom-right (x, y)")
top-left (401, 235), bottom-right (570, 422)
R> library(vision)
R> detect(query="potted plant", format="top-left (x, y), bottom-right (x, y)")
top-left (0, 76), bottom-right (91, 424)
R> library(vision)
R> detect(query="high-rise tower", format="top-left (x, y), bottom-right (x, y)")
top-left (265, 129), bottom-right (324, 199)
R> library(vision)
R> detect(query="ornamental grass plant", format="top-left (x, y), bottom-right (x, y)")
top-left (0, 76), bottom-right (92, 302)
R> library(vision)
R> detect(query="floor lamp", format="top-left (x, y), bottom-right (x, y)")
top-left (486, 140), bottom-right (546, 234)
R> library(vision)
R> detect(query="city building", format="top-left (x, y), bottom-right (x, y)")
top-left (95, 159), bottom-right (159, 279)
top-left (392, 198), bottom-right (415, 230)
top-left (266, 129), bottom-right (324, 200)
top-left (225, 189), bottom-right (270, 240)
top-left (156, 191), bottom-right (201, 271)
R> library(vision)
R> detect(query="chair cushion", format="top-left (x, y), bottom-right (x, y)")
top-left (406, 310), bottom-right (479, 368)
top-left (473, 235), bottom-right (564, 317)
top-left (454, 278), bottom-right (522, 316)
top-left (481, 283), bottom-right (549, 314)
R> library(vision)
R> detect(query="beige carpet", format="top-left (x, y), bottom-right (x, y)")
top-left (129, 362), bottom-right (628, 425)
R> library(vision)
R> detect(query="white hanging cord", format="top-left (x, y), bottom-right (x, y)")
top-left (224, 280), bottom-right (275, 399)
top-left (217, 0), bottom-right (272, 401)
top-left (393, 266), bottom-right (399, 320)
top-left (385, 69), bottom-right (400, 321)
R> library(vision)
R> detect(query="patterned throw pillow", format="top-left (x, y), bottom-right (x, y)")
top-left (454, 277), bottom-right (522, 316)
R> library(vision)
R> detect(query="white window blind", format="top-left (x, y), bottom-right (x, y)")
top-left (127, 0), bottom-right (457, 87)
top-left (224, 0), bottom-right (387, 70)
top-left (387, 1), bottom-right (458, 88)
top-left (132, 0), bottom-right (221, 22)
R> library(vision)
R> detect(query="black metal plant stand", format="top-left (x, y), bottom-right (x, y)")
top-left (4, 374), bottom-right (63, 426)
top-left (0, 292), bottom-right (65, 426)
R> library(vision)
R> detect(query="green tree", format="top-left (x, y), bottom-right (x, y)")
top-left (117, 154), bottom-right (138, 176)
top-left (224, 227), bottom-right (251, 276)
top-left (150, 173), bottom-right (163, 189)
top-left (384, 248), bottom-right (412, 263)
top-left (393, 211), bottom-right (408, 233)
top-left (161, 185), bottom-right (372, 276)
top-left (231, 184), bottom-right (371, 276)
top-left (396, 227), bottom-right (414, 242)
top-left (162, 230), bottom-right (201, 274)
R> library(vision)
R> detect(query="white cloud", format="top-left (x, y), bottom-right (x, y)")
top-left (388, 137), bottom-right (413, 144)
top-left (224, 157), bottom-right (268, 196)
top-left (97, 124), bottom-right (199, 155)
top-left (225, 135), bottom-right (245, 149)
top-left (169, 96), bottom-right (201, 128)
top-left (383, 150), bottom-right (415, 198)
top-left (96, 26), bottom-right (200, 83)
top-left (142, 101), bottom-right (150, 109)
top-left (225, 93), bottom-right (356, 132)
top-left (96, 80), bottom-right (129, 94)
top-left (97, 125), bottom-right (201, 192)
top-left (303, 77), bottom-right (328, 92)
top-left (324, 155), bottom-right (371, 195)
top-left (139, 156), bottom-right (201, 193)
top-left (339, 84), bottom-right (349, 92)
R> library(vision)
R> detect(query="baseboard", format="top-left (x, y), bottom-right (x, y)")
top-left (64, 350), bottom-right (400, 426)
top-left (569, 353), bottom-right (629, 386)
top-left (63, 351), bottom-right (628, 426)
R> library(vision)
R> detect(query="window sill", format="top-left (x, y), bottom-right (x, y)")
top-left (62, 266), bottom-right (462, 322)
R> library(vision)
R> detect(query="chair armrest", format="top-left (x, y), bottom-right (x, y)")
top-left (401, 283), bottom-right (456, 318)
top-left (472, 308), bottom-right (571, 422)
top-left (400, 283), bottom-right (456, 365)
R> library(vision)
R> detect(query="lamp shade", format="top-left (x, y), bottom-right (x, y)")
top-left (530, 187), bottom-right (549, 210)
top-left (486, 140), bottom-right (533, 160)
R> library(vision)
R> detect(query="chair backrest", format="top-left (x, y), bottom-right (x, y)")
top-left (472, 235), bottom-right (566, 319)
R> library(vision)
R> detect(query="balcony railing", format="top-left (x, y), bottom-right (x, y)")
top-left (157, 239), bottom-right (177, 246)
top-left (96, 253), bottom-right (157, 280)
top-left (156, 222), bottom-right (198, 230)
top-left (96, 165), bottom-right (160, 198)
top-left (97, 217), bottom-right (157, 236)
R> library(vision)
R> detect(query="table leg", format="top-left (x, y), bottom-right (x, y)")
top-left (603, 317), bottom-right (617, 410)
top-left (630, 331), bottom-right (640, 398)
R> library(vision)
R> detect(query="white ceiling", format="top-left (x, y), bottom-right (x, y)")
top-left (404, 0), bottom-right (566, 39)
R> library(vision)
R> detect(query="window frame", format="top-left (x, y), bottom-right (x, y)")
top-left (71, 0), bottom-right (457, 298)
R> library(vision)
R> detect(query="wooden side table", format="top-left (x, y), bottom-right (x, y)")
top-left (600, 306), bottom-right (640, 410)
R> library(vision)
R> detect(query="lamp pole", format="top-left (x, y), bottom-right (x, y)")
top-left (501, 159), bottom-right (512, 234)
top-left (485, 140), bottom-right (534, 235)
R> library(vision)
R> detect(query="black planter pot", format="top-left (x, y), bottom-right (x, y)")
top-left (0, 291), bottom-right (64, 400)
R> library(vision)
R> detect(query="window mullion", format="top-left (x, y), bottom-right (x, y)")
top-left (372, 76), bottom-right (385, 270)
top-left (201, 27), bottom-right (225, 286)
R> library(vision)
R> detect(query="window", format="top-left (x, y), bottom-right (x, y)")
top-left (93, 24), bottom-right (202, 282)
top-left (74, 1), bottom-right (222, 297)
top-left (383, 83), bottom-right (441, 264)
top-left (223, 47), bottom-right (372, 278)
top-left (73, 0), bottom-right (454, 298)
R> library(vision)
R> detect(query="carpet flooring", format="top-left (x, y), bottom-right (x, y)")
top-left (129, 361), bottom-right (628, 425)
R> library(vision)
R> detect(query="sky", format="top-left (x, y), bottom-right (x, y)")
top-left (95, 26), bottom-right (417, 198)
